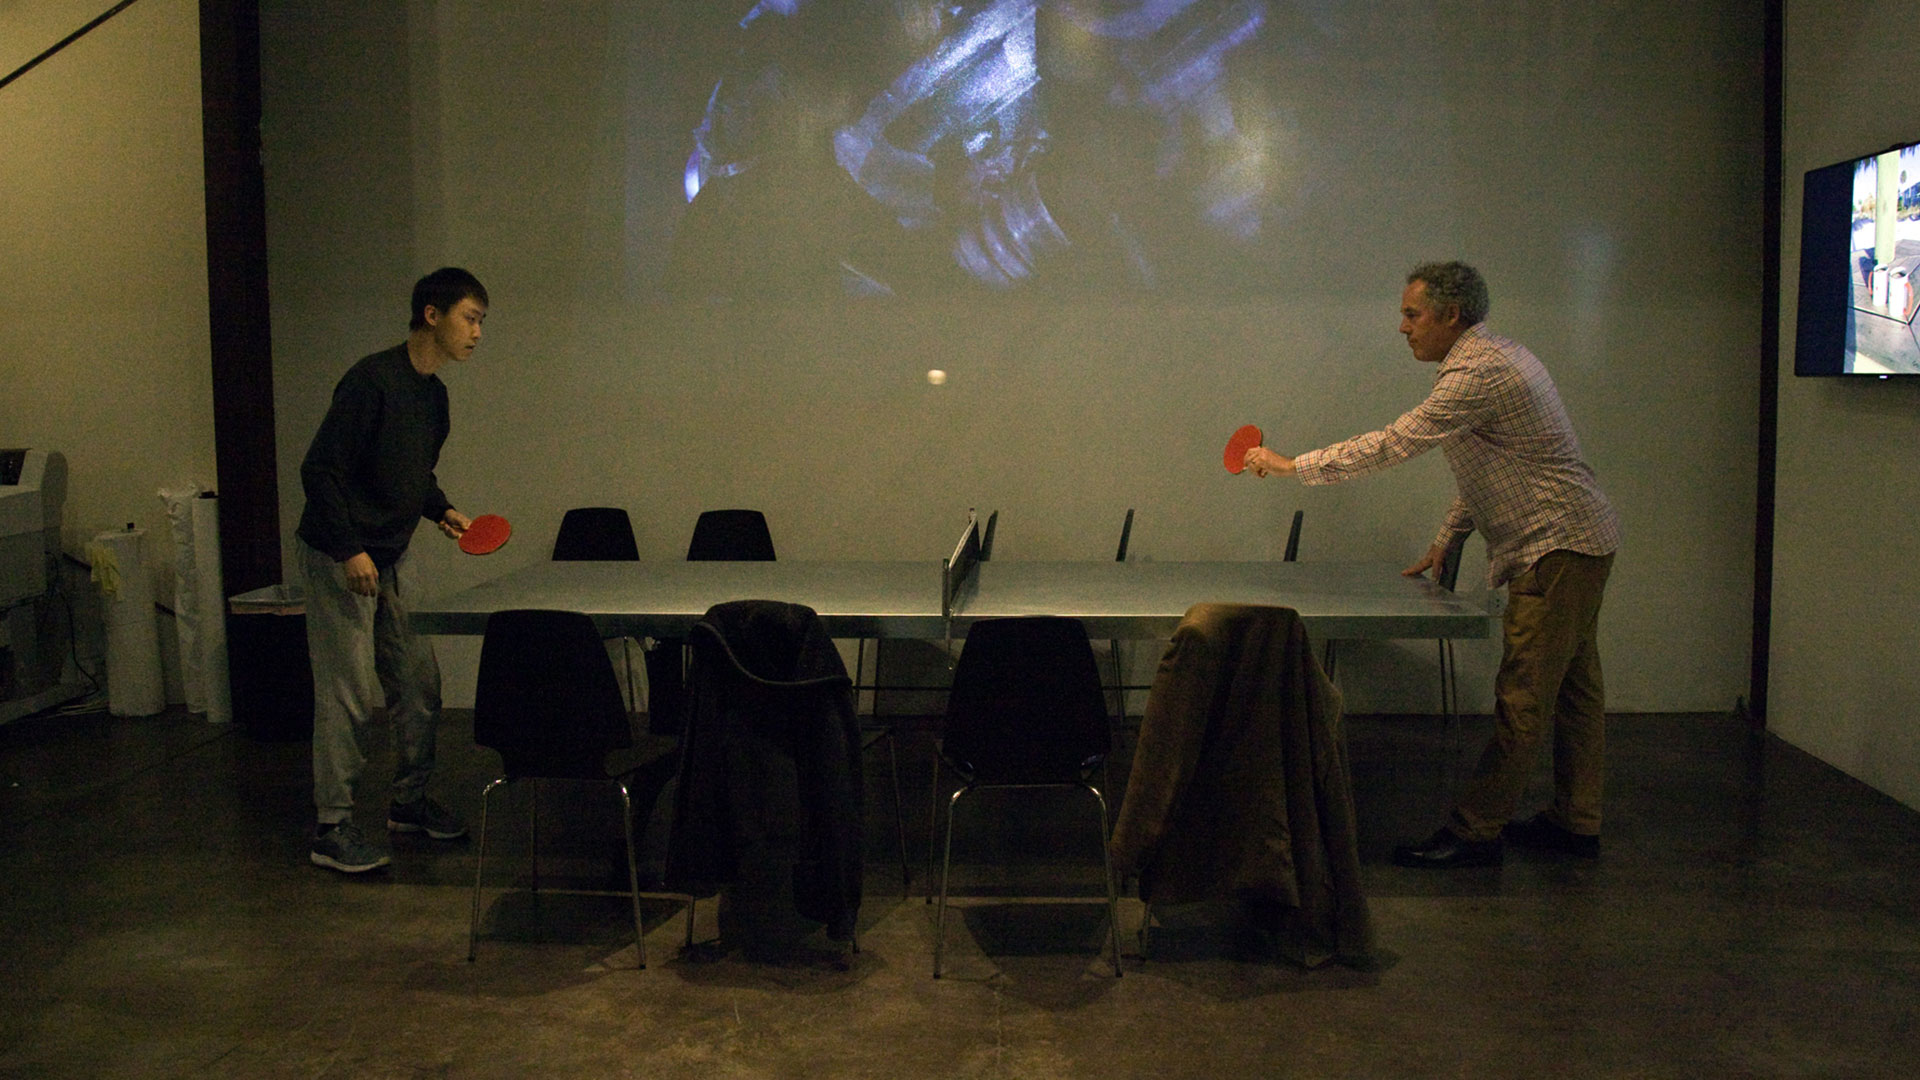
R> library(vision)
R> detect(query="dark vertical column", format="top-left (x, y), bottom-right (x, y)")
top-left (199, 0), bottom-right (281, 595)
top-left (1750, 0), bottom-right (1783, 729)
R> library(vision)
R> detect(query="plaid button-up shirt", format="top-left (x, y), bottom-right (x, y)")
top-left (1293, 324), bottom-right (1620, 587)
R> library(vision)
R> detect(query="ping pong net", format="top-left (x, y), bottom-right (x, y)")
top-left (941, 512), bottom-right (983, 625)
top-left (850, 512), bottom-right (982, 711)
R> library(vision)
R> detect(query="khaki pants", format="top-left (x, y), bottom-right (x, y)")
top-left (1450, 549), bottom-right (1614, 843)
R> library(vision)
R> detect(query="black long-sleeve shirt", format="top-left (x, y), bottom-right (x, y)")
top-left (296, 343), bottom-right (454, 567)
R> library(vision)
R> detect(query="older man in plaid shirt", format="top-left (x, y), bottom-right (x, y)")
top-left (1245, 261), bottom-right (1621, 869)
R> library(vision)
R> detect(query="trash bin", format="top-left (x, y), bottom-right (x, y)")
top-left (227, 585), bottom-right (313, 741)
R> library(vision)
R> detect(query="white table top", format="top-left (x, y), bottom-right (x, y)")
top-left (955, 561), bottom-right (1489, 640)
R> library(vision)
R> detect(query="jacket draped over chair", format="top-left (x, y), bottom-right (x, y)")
top-left (1110, 603), bottom-right (1375, 967)
top-left (667, 600), bottom-right (863, 943)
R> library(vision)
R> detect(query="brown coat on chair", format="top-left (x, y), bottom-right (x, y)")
top-left (1110, 603), bottom-right (1375, 967)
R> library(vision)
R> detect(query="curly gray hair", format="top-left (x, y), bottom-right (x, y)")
top-left (1406, 261), bottom-right (1489, 325)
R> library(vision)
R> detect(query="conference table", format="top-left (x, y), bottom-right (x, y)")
top-left (409, 558), bottom-right (1490, 644)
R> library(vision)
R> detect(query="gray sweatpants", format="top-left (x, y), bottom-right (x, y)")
top-left (299, 537), bottom-right (442, 826)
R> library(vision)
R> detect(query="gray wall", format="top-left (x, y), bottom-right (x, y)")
top-left (1774, 1), bottom-right (1920, 810)
top-left (1, 0), bottom-right (215, 705)
top-left (258, 0), bottom-right (1762, 714)
top-left (1, 0), bottom-right (217, 555)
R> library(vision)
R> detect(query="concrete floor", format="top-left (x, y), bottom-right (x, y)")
top-left (3, 705), bottom-right (1918, 1078)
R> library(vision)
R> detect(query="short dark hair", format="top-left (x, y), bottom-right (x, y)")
top-left (1406, 261), bottom-right (1489, 325)
top-left (410, 267), bottom-right (488, 330)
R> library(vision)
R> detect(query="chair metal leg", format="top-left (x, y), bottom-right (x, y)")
top-left (932, 782), bottom-right (1122, 979)
top-left (468, 776), bottom-right (507, 962)
top-left (857, 637), bottom-right (911, 895)
top-left (1103, 640), bottom-right (1126, 807)
top-left (472, 775), bottom-right (656, 970)
top-left (621, 638), bottom-right (638, 718)
top-left (617, 782), bottom-right (647, 970)
top-left (1439, 638), bottom-right (1460, 790)
top-left (887, 732), bottom-right (910, 895)
top-left (529, 781), bottom-right (541, 893)
top-left (853, 638), bottom-right (868, 711)
top-left (1088, 783), bottom-right (1123, 978)
top-left (1139, 900), bottom-right (1153, 962)
top-left (933, 785), bottom-right (965, 978)
top-left (925, 749), bottom-right (944, 904)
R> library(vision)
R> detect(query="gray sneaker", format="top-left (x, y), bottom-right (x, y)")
top-left (311, 822), bottom-right (391, 873)
top-left (387, 797), bottom-right (467, 840)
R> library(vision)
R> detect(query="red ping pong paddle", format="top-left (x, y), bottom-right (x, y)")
top-left (1224, 424), bottom-right (1264, 474)
top-left (458, 514), bottom-right (512, 555)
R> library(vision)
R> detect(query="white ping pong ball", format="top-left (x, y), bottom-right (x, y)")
top-left (926, 369), bottom-right (947, 385)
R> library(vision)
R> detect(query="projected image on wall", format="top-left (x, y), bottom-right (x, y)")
top-left (665, 0), bottom-right (1325, 300)
top-left (1846, 145), bottom-right (1920, 374)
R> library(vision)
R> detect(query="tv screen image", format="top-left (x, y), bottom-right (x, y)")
top-left (1797, 139), bottom-right (1920, 376)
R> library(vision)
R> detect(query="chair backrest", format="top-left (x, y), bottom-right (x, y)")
top-left (473, 609), bottom-right (632, 777)
top-left (552, 506), bottom-right (639, 561)
top-left (944, 616), bottom-right (1110, 785)
top-left (1437, 529), bottom-right (1472, 591)
top-left (1116, 508), bottom-right (1135, 562)
top-left (979, 509), bottom-right (998, 561)
top-left (687, 509), bottom-right (776, 561)
top-left (1284, 509), bottom-right (1303, 562)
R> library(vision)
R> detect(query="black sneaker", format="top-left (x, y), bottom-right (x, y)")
top-left (1391, 827), bottom-right (1503, 869)
top-left (1504, 813), bottom-right (1600, 858)
top-left (311, 822), bottom-right (391, 873)
top-left (387, 797), bottom-right (467, 840)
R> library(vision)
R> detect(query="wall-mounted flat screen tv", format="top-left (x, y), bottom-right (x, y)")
top-left (1797, 139), bottom-right (1920, 376)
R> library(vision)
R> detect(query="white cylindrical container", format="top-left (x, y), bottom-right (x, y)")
top-left (159, 487), bottom-right (206, 712)
top-left (95, 527), bottom-right (164, 717)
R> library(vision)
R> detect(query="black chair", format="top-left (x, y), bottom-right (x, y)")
top-left (932, 616), bottom-right (1122, 978)
top-left (1436, 530), bottom-right (1469, 589)
top-left (552, 507), bottom-right (639, 562)
top-left (469, 609), bottom-right (693, 969)
top-left (552, 507), bottom-right (642, 708)
top-left (687, 509), bottom-right (776, 561)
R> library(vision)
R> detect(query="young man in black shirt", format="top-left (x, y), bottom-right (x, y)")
top-left (297, 267), bottom-right (485, 873)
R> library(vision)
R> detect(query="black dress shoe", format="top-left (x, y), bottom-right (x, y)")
top-left (1503, 813), bottom-right (1600, 858)
top-left (1391, 828), bottom-right (1503, 869)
